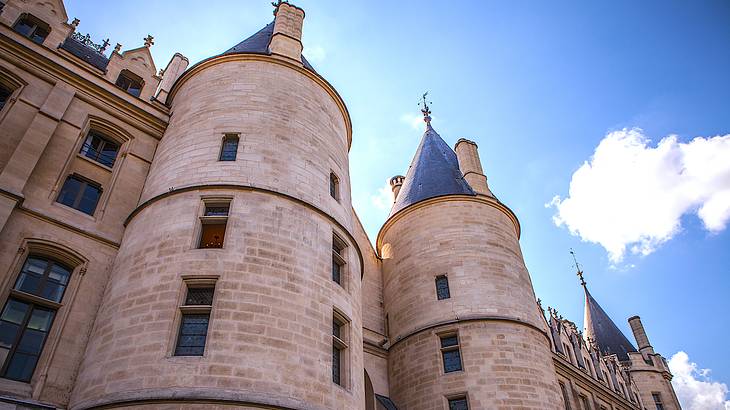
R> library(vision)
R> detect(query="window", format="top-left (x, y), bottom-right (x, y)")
top-left (174, 284), bottom-right (215, 356)
top-left (652, 393), bottom-right (664, 410)
top-left (1, 256), bottom-right (72, 382)
top-left (198, 202), bottom-right (230, 249)
top-left (219, 134), bottom-right (239, 161)
top-left (332, 234), bottom-right (346, 287)
top-left (563, 342), bottom-right (574, 363)
top-left (332, 311), bottom-right (349, 387)
top-left (56, 175), bottom-right (102, 215)
top-left (329, 172), bottom-right (339, 200)
top-left (559, 382), bottom-right (572, 410)
top-left (440, 334), bottom-right (463, 373)
top-left (115, 70), bottom-right (144, 97)
top-left (79, 131), bottom-right (120, 167)
top-left (579, 395), bottom-right (591, 410)
top-left (0, 84), bottom-right (12, 111)
top-left (435, 275), bottom-right (450, 300)
top-left (448, 396), bottom-right (469, 410)
top-left (13, 15), bottom-right (50, 44)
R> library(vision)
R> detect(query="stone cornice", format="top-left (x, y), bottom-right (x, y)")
top-left (166, 53), bottom-right (353, 150)
top-left (376, 194), bottom-right (521, 255)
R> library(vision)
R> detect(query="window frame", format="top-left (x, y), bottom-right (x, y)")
top-left (12, 14), bottom-right (50, 45)
top-left (332, 308), bottom-right (350, 389)
top-left (435, 274), bottom-right (451, 300)
top-left (329, 171), bottom-right (340, 201)
top-left (652, 392), bottom-right (664, 410)
top-left (78, 130), bottom-right (121, 168)
top-left (196, 199), bottom-right (231, 249)
top-left (114, 70), bottom-right (144, 97)
top-left (173, 278), bottom-right (217, 357)
top-left (219, 134), bottom-right (239, 161)
top-left (331, 233), bottom-right (347, 288)
top-left (578, 394), bottom-right (591, 410)
top-left (559, 381), bottom-right (572, 410)
top-left (445, 393), bottom-right (470, 410)
top-left (438, 331), bottom-right (463, 374)
top-left (55, 174), bottom-right (103, 216)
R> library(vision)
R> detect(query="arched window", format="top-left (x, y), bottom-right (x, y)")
top-left (0, 255), bottom-right (73, 382)
top-left (13, 14), bottom-right (50, 45)
top-left (115, 70), bottom-right (144, 97)
top-left (79, 129), bottom-right (120, 167)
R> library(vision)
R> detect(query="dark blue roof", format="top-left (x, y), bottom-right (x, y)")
top-left (583, 287), bottom-right (637, 362)
top-left (223, 21), bottom-right (316, 72)
top-left (60, 36), bottom-right (110, 71)
top-left (390, 123), bottom-right (475, 216)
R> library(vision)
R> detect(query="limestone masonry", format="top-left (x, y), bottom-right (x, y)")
top-left (0, 0), bottom-right (681, 409)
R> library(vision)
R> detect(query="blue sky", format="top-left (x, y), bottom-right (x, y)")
top-left (66, 0), bottom-right (730, 406)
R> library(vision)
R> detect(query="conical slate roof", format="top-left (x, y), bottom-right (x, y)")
top-left (583, 287), bottom-right (637, 362)
top-left (390, 123), bottom-right (475, 216)
top-left (223, 22), bottom-right (316, 72)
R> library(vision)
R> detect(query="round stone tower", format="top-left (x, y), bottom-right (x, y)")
top-left (377, 111), bottom-right (563, 409)
top-left (70, 3), bottom-right (363, 409)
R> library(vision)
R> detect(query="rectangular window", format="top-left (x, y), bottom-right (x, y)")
top-left (652, 393), bottom-right (664, 410)
top-left (579, 395), bottom-right (591, 410)
top-left (80, 131), bottom-right (120, 167)
top-left (332, 311), bottom-right (349, 387)
top-left (559, 382), bottom-right (572, 410)
top-left (1, 256), bottom-right (72, 382)
top-left (219, 134), bottom-right (239, 161)
top-left (440, 334), bottom-right (463, 373)
top-left (332, 234), bottom-right (346, 287)
top-left (115, 70), bottom-right (143, 97)
top-left (13, 15), bottom-right (49, 44)
top-left (56, 175), bottom-right (102, 215)
top-left (435, 275), bottom-right (450, 300)
top-left (448, 396), bottom-right (469, 410)
top-left (198, 202), bottom-right (230, 249)
top-left (330, 172), bottom-right (339, 200)
top-left (174, 284), bottom-right (215, 356)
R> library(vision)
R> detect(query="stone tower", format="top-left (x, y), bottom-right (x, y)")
top-left (377, 108), bottom-right (563, 409)
top-left (69, 2), bottom-right (364, 409)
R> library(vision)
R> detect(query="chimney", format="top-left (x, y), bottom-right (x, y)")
top-left (390, 175), bottom-right (405, 202)
top-left (454, 138), bottom-right (493, 197)
top-left (269, 1), bottom-right (305, 62)
top-left (155, 53), bottom-right (189, 103)
top-left (628, 316), bottom-right (654, 354)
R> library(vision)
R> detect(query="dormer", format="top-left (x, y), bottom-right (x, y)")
top-left (104, 37), bottom-right (160, 102)
top-left (0, 0), bottom-right (73, 48)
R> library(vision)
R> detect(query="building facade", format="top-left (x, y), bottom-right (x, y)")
top-left (0, 0), bottom-right (681, 409)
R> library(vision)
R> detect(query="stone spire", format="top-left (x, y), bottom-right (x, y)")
top-left (581, 276), bottom-right (637, 362)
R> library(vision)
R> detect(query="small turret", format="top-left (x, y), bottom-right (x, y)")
top-left (628, 315), bottom-right (654, 354)
top-left (454, 138), bottom-right (493, 197)
top-left (269, 0), bottom-right (305, 62)
top-left (389, 175), bottom-right (405, 201)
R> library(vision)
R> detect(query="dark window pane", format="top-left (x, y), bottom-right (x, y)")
top-left (436, 275), bottom-right (450, 300)
top-left (330, 173), bottom-right (338, 199)
top-left (78, 183), bottom-right (101, 215)
top-left (0, 85), bottom-right (12, 110)
top-left (30, 27), bottom-right (48, 44)
top-left (449, 397), bottom-right (469, 410)
top-left (440, 336), bottom-right (458, 348)
top-left (332, 346), bottom-right (341, 385)
top-left (127, 83), bottom-right (141, 97)
top-left (57, 176), bottom-right (83, 208)
top-left (115, 72), bottom-right (143, 97)
top-left (15, 272), bottom-right (41, 295)
top-left (4, 351), bottom-right (38, 382)
top-left (199, 223), bottom-right (226, 248)
top-left (185, 287), bottom-right (214, 306)
top-left (27, 308), bottom-right (54, 332)
top-left (40, 282), bottom-right (66, 303)
top-left (1, 299), bottom-right (30, 325)
top-left (332, 257), bottom-right (341, 284)
top-left (13, 19), bottom-right (34, 37)
top-left (0, 321), bottom-right (21, 349)
top-left (16, 329), bottom-right (45, 355)
top-left (80, 133), bottom-right (119, 167)
top-left (332, 319), bottom-right (341, 338)
top-left (204, 206), bottom-right (229, 216)
top-left (175, 345), bottom-right (204, 356)
top-left (219, 137), bottom-right (238, 161)
top-left (174, 314), bottom-right (209, 356)
top-left (48, 263), bottom-right (71, 285)
top-left (442, 349), bottom-right (462, 373)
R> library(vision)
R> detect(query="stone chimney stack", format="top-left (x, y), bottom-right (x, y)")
top-left (155, 53), bottom-right (189, 103)
top-left (390, 175), bottom-right (405, 201)
top-left (628, 315), bottom-right (655, 354)
top-left (269, 1), bottom-right (305, 62)
top-left (454, 138), bottom-right (493, 197)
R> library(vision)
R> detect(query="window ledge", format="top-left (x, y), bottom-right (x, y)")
top-left (52, 201), bottom-right (97, 221)
top-left (9, 289), bottom-right (62, 309)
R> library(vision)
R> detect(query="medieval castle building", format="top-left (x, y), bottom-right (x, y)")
top-left (0, 0), bottom-right (682, 409)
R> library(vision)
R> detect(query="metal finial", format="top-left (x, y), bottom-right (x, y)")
top-left (420, 92), bottom-right (432, 125)
top-left (71, 18), bottom-right (80, 29)
top-left (114, 43), bottom-right (122, 53)
top-left (100, 38), bottom-right (110, 53)
top-left (570, 248), bottom-right (586, 287)
top-left (144, 35), bottom-right (154, 47)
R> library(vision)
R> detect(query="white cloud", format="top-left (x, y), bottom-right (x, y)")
top-left (303, 44), bottom-right (326, 63)
top-left (371, 180), bottom-right (394, 210)
top-left (400, 113), bottom-right (430, 131)
top-left (547, 128), bottom-right (730, 262)
top-left (669, 351), bottom-right (730, 410)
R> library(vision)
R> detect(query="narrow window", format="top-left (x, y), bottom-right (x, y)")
top-left (559, 382), bottom-right (572, 410)
top-left (174, 284), bottom-right (215, 356)
top-left (332, 234), bottom-right (346, 287)
top-left (0, 84), bottom-right (12, 110)
top-left (652, 393), bottom-right (664, 410)
top-left (448, 396), bottom-right (469, 410)
top-left (329, 172), bottom-right (339, 200)
top-left (13, 15), bottom-right (50, 44)
top-left (435, 275), bottom-right (450, 300)
top-left (440, 334), bottom-right (463, 373)
top-left (579, 395), bottom-right (591, 410)
top-left (56, 175), bottom-right (102, 215)
top-left (219, 134), bottom-right (239, 161)
top-left (332, 311), bottom-right (349, 387)
top-left (115, 70), bottom-right (144, 97)
top-left (198, 202), bottom-right (229, 249)
top-left (563, 342), bottom-right (574, 363)
top-left (1, 256), bottom-right (72, 382)
top-left (79, 131), bottom-right (120, 167)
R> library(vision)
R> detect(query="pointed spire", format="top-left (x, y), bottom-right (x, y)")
top-left (571, 248), bottom-right (586, 287)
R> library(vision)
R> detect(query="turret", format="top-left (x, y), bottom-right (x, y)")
top-left (269, 0), bottom-right (305, 62)
top-left (389, 175), bottom-right (404, 202)
top-left (454, 138), bottom-right (493, 196)
top-left (628, 315), bottom-right (654, 354)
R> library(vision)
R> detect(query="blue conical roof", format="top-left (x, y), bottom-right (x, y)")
top-left (583, 287), bottom-right (637, 362)
top-left (222, 21), bottom-right (316, 72)
top-left (391, 123), bottom-right (475, 216)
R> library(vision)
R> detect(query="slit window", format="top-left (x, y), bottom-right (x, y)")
top-left (332, 311), bottom-right (349, 387)
top-left (440, 334), bottom-right (463, 373)
top-left (13, 15), bottom-right (50, 45)
top-left (579, 395), bottom-right (591, 410)
top-left (435, 275), bottom-right (450, 300)
top-left (652, 393), bottom-right (664, 410)
top-left (0, 84), bottom-right (12, 110)
top-left (219, 134), bottom-right (239, 161)
top-left (56, 175), bottom-right (102, 215)
top-left (115, 70), bottom-right (144, 97)
top-left (80, 131), bottom-right (120, 167)
top-left (175, 284), bottom-right (215, 356)
top-left (198, 202), bottom-right (230, 249)
top-left (448, 396), bottom-right (469, 410)
top-left (1, 256), bottom-right (72, 382)
top-left (560, 382), bottom-right (572, 410)
top-left (332, 234), bottom-right (346, 287)
top-left (330, 172), bottom-right (340, 200)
